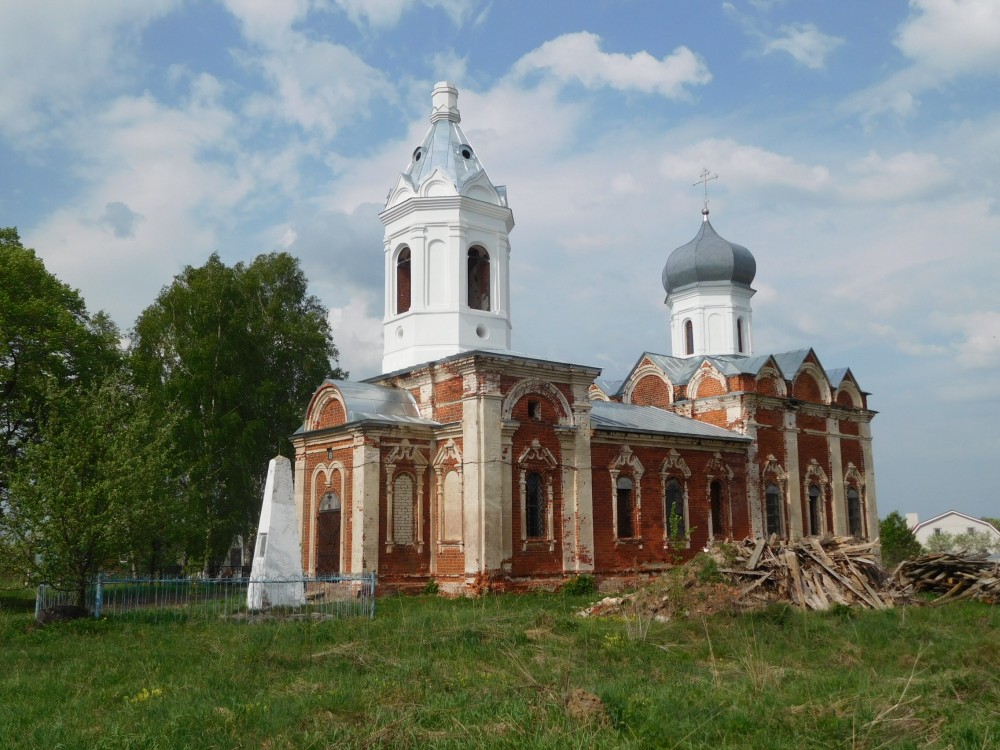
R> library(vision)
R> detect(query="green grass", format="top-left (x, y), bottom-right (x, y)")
top-left (1, 590), bottom-right (998, 749)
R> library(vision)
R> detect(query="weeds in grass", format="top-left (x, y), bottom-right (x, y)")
top-left (3, 588), bottom-right (999, 749)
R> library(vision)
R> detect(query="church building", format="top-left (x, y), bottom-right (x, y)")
top-left (290, 83), bottom-right (879, 593)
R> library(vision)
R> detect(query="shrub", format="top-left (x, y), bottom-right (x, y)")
top-left (562, 574), bottom-right (596, 596)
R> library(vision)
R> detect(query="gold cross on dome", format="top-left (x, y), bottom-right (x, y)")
top-left (693, 168), bottom-right (718, 211)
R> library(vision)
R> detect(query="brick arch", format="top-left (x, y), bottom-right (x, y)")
top-left (792, 363), bottom-right (831, 404)
top-left (755, 366), bottom-right (787, 397)
top-left (624, 364), bottom-right (673, 407)
top-left (310, 460), bottom-right (346, 573)
top-left (305, 385), bottom-right (347, 431)
top-left (835, 382), bottom-right (863, 409)
top-left (687, 365), bottom-right (727, 399)
top-left (502, 378), bottom-right (572, 425)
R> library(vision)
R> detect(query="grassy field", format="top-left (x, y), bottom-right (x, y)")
top-left (1, 586), bottom-right (998, 749)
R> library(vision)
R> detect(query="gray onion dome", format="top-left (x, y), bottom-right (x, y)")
top-left (662, 210), bottom-right (756, 295)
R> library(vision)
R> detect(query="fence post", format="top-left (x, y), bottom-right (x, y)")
top-left (94, 572), bottom-right (103, 620)
top-left (369, 572), bottom-right (377, 619)
top-left (35, 584), bottom-right (44, 621)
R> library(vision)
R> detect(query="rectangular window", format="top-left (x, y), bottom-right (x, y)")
top-left (256, 533), bottom-right (267, 558)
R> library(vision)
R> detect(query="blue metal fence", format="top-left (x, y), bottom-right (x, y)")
top-left (35, 572), bottom-right (376, 622)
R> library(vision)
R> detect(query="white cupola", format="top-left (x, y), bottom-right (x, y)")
top-left (662, 207), bottom-right (756, 358)
top-left (380, 82), bottom-right (514, 373)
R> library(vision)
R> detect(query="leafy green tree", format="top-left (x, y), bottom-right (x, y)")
top-left (878, 511), bottom-right (922, 568)
top-left (0, 228), bottom-right (121, 501)
top-left (1, 376), bottom-right (178, 606)
top-left (922, 529), bottom-right (1000, 556)
top-left (130, 252), bottom-right (342, 568)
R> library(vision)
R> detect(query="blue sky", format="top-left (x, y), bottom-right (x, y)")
top-left (2, 0), bottom-right (998, 522)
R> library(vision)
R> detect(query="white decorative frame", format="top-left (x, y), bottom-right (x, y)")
top-left (659, 449), bottom-right (691, 547)
top-left (501, 379), bottom-right (573, 425)
top-left (803, 458), bottom-right (830, 536)
top-left (687, 365), bottom-right (728, 400)
top-left (433, 439), bottom-right (464, 546)
top-left (760, 454), bottom-right (788, 537)
top-left (517, 439), bottom-right (557, 551)
top-left (385, 439), bottom-right (428, 553)
top-left (705, 452), bottom-right (733, 540)
top-left (623, 363), bottom-right (674, 406)
top-left (610, 445), bottom-right (645, 542)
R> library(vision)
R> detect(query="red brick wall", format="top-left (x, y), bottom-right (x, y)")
top-left (377, 442), bottom-right (433, 579)
top-left (631, 374), bottom-right (671, 408)
top-left (301, 442), bottom-right (353, 573)
top-left (509, 393), bottom-right (564, 576)
top-left (757, 375), bottom-right (781, 396)
top-left (792, 372), bottom-right (823, 403)
top-left (694, 373), bottom-right (726, 398)
top-left (431, 374), bottom-right (464, 424)
top-left (315, 398), bottom-right (345, 430)
top-left (840, 419), bottom-right (860, 436)
top-left (589, 441), bottom-right (748, 573)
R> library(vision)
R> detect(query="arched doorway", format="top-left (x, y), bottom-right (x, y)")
top-left (316, 491), bottom-right (341, 574)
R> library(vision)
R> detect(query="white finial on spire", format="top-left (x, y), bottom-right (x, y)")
top-left (430, 81), bottom-right (461, 123)
top-left (693, 168), bottom-right (718, 221)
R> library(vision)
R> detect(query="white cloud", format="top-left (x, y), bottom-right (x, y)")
top-left (660, 139), bottom-right (831, 192)
top-left (327, 291), bottom-right (384, 377)
top-left (334, 0), bottom-right (481, 28)
top-left (844, 0), bottom-right (1000, 122)
top-left (223, 1), bottom-right (395, 139)
top-left (763, 22), bottom-right (844, 69)
top-left (0, 0), bottom-right (179, 142)
top-left (511, 32), bottom-right (711, 99)
top-left (895, 0), bottom-right (1000, 77)
top-left (947, 311), bottom-right (1000, 368)
top-left (841, 150), bottom-right (954, 202)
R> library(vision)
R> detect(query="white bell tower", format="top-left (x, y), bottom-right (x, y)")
top-left (380, 82), bottom-right (514, 374)
top-left (662, 205), bottom-right (757, 358)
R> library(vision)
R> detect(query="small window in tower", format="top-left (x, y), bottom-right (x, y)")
top-left (412, 147), bottom-right (423, 163)
top-left (684, 320), bottom-right (694, 356)
top-left (737, 318), bottom-right (745, 353)
top-left (459, 144), bottom-right (473, 160)
top-left (396, 248), bottom-right (411, 315)
top-left (527, 400), bottom-right (540, 421)
top-left (467, 246), bottom-right (490, 311)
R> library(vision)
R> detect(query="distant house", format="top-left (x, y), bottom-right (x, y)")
top-left (907, 511), bottom-right (1000, 550)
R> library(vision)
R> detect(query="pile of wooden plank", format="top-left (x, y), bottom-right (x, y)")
top-left (893, 553), bottom-right (1000, 605)
top-left (721, 536), bottom-right (904, 611)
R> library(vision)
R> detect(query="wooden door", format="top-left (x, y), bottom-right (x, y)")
top-left (316, 492), bottom-right (341, 574)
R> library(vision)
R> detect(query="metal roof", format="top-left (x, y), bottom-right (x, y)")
top-left (295, 380), bottom-right (438, 434)
top-left (590, 400), bottom-right (750, 442)
top-left (662, 213), bottom-right (756, 295)
top-left (394, 83), bottom-right (505, 205)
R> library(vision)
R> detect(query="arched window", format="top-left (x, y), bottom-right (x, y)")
top-left (847, 487), bottom-right (863, 538)
top-left (684, 319), bottom-right (694, 355)
top-left (525, 471), bottom-right (544, 539)
top-left (710, 480), bottom-right (723, 538)
top-left (467, 246), bottom-right (490, 311)
top-left (808, 484), bottom-right (822, 536)
top-left (616, 476), bottom-right (634, 538)
top-left (665, 478), bottom-right (685, 540)
top-left (765, 482), bottom-right (783, 537)
top-left (396, 247), bottom-right (411, 314)
top-left (392, 473), bottom-right (414, 545)
top-left (737, 318), bottom-right (744, 353)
